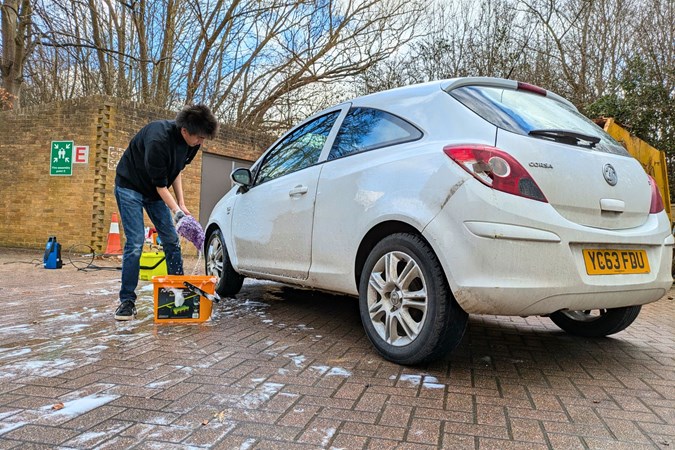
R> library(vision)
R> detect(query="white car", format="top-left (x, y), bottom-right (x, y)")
top-left (205, 77), bottom-right (674, 365)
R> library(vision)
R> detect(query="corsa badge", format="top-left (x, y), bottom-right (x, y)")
top-left (603, 163), bottom-right (617, 186)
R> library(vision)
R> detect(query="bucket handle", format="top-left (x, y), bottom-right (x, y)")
top-left (140, 256), bottom-right (166, 270)
top-left (183, 281), bottom-right (220, 303)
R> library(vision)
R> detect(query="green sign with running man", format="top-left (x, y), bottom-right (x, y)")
top-left (50, 141), bottom-right (73, 176)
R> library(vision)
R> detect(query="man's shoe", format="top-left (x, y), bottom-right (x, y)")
top-left (114, 301), bottom-right (137, 321)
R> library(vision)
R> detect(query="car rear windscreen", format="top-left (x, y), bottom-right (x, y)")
top-left (448, 86), bottom-right (629, 156)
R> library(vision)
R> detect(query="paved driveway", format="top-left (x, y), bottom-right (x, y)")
top-left (0, 247), bottom-right (673, 449)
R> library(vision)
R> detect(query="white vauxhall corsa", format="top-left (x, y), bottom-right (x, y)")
top-left (205, 77), bottom-right (674, 365)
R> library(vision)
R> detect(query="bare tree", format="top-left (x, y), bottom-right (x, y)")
top-left (6, 0), bottom-right (671, 149)
top-left (12, 0), bottom-right (421, 132)
top-left (180, 0), bottom-right (422, 131)
top-left (634, 0), bottom-right (674, 98)
top-left (517, 0), bottom-right (638, 105)
top-left (357, 0), bottom-right (535, 91)
top-left (1, 0), bottom-right (32, 108)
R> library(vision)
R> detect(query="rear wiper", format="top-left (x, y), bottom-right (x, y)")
top-left (528, 129), bottom-right (600, 148)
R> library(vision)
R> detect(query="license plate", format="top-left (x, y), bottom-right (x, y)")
top-left (583, 249), bottom-right (650, 275)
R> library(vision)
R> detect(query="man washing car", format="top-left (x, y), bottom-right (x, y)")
top-left (113, 104), bottom-right (218, 320)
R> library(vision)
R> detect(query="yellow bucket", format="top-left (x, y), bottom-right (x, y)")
top-left (139, 251), bottom-right (167, 280)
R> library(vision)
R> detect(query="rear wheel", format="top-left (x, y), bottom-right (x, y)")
top-left (205, 228), bottom-right (244, 297)
top-left (549, 305), bottom-right (641, 337)
top-left (359, 233), bottom-right (468, 365)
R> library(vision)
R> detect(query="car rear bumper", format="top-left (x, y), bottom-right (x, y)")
top-left (424, 184), bottom-right (674, 316)
top-left (451, 284), bottom-right (670, 316)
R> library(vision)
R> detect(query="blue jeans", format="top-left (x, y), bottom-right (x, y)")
top-left (114, 186), bottom-right (183, 303)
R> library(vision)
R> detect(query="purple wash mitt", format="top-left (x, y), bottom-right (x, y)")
top-left (176, 215), bottom-right (205, 251)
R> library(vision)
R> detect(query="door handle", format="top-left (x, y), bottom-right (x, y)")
top-left (289, 185), bottom-right (308, 196)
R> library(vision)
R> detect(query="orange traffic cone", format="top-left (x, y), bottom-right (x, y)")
top-left (105, 212), bottom-right (123, 255)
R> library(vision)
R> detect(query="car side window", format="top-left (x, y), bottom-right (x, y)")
top-left (255, 111), bottom-right (340, 185)
top-left (328, 107), bottom-right (422, 160)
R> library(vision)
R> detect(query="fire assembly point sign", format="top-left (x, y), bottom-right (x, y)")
top-left (50, 141), bottom-right (73, 176)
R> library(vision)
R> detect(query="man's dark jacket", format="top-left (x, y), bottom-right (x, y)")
top-left (115, 120), bottom-right (199, 200)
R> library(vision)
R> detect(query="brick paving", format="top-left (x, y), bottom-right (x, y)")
top-left (0, 247), bottom-right (674, 449)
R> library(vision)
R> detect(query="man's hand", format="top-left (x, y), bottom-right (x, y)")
top-left (173, 209), bottom-right (186, 225)
top-left (177, 203), bottom-right (191, 216)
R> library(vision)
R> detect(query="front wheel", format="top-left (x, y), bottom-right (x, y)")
top-left (359, 233), bottom-right (468, 365)
top-left (549, 305), bottom-right (641, 337)
top-left (205, 228), bottom-right (244, 297)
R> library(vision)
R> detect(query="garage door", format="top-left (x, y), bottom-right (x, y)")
top-left (199, 153), bottom-right (252, 226)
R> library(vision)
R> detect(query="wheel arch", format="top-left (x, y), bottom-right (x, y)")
top-left (204, 222), bottom-right (245, 296)
top-left (354, 220), bottom-right (434, 291)
top-left (204, 221), bottom-right (238, 268)
top-left (204, 223), bottom-right (220, 252)
top-left (204, 222), bottom-right (219, 239)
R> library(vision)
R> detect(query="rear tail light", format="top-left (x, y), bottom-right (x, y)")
top-left (648, 175), bottom-right (664, 214)
top-left (444, 144), bottom-right (548, 202)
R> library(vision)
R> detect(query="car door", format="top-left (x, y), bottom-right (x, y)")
top-left (310, 107), bottom-right (426, 293)
top-left (230, 110), bottom-right (342, 280)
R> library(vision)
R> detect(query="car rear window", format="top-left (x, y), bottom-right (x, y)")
top-left (449, 86), bottom-right (629, 156)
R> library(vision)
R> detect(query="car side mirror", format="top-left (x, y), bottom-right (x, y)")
top-left (231, 167), bottom-right (252, 192)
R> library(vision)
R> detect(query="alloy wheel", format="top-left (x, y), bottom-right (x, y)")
top-left (366, 250), bottom-right (428, 346)
top-left (206, 234), bottom-right (223, 278)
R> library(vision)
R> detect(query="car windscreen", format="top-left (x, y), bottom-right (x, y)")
top-left (449, 86), bottom-right (629, 156)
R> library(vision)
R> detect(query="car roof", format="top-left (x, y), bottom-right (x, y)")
top-left (344, 77), bottom-right (575, 111)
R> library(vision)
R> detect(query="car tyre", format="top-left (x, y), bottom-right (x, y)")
top-left (549, 305), bottom-right (641, 337)
top-left (359, 233), bottom-right (468, 365)
top-left (205, 228), bottom-right (244, 297)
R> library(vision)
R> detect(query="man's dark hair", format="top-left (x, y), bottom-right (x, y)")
top-left (175, 104), bottom-right (218, 139)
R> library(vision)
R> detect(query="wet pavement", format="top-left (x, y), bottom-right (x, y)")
top-left (0, 246), bottom-right (674, 449)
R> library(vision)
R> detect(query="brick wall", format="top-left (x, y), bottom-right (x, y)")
top-left (0, 96), bottom-right (271, 254)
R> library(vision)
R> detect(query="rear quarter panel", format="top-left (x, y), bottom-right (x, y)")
top-left (308, 89), bottom-right (498, 294)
